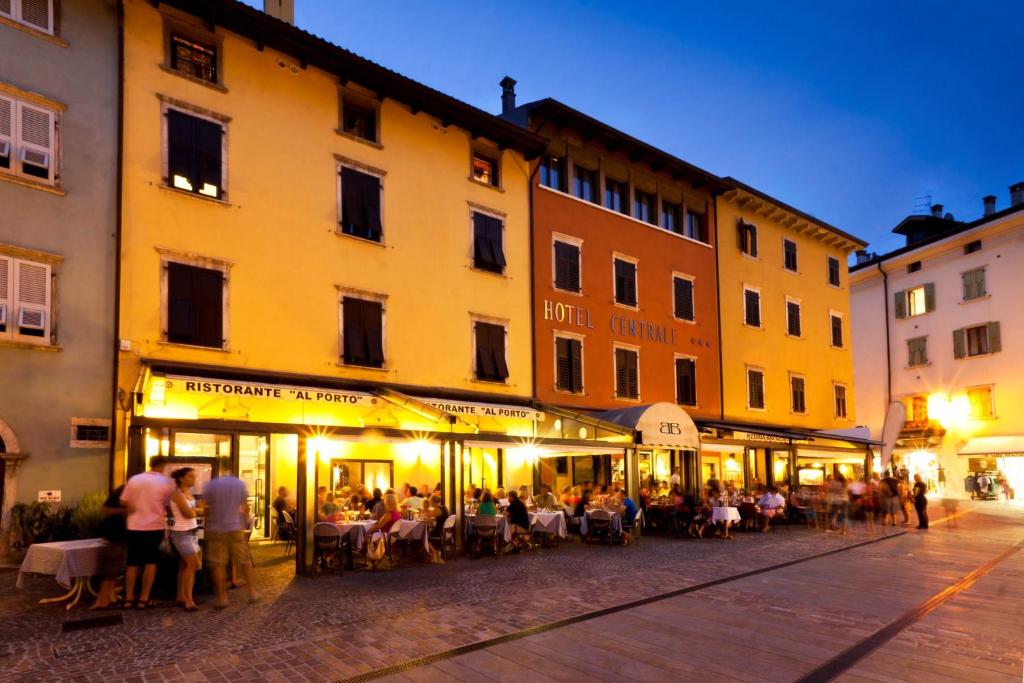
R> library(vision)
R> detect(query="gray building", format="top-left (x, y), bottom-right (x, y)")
top-left (0, 0), bottom-right (118, 544)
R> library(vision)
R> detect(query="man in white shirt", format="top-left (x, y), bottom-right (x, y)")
top-left (120, 455), bottom-right (173, 607)
top-left (670, 468), bottom-right (681, 488)
top-left (757, 485), bottom-right (786, 533)
top-left (401, 486), bottom-right (424, 510)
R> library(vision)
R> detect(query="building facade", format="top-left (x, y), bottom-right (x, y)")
top-left (711, 179), bottom-right (871, 491)
top-left (852, 190), bottom-right (1024, 498)
top-left (0, 0), bottom-right (119, 541)
top-left (116, 0), bottom-right (634, 570)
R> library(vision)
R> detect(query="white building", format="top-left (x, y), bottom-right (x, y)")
top-left (851, 185), bottom-right (1024, 499)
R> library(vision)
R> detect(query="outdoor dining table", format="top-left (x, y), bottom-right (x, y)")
top-left (333, 519), bottom-right (377, 551)
top-left (17, 538), bottom-right (123, 609)
top-left (529, 511), bottom-right (567, 538)
top-left (464, 514), bottom-right (511, 543)
top-left (711, 506), bottom-right (741, 539)
top-left (389, 519), bottom-right (430, 555)
top-left (579, 509), bottom-right (622, 536)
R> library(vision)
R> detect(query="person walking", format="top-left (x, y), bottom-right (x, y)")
top-left (169, 468), bottom-right (202, 611)
top-left (912, 474), bottom-right (929, 529)
top-left (120, 455), bottom-right (173, 609)
top-left (204, 473), bottom-right (258, 608)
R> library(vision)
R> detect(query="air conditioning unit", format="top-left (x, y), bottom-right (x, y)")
top-left (0, 141), bottom-right (10, 163)
top-left (21, 148), bottom-right (49, 171)
top-left (18, 307), bottom-right (45, 331)
top-left (0, 303), bottom-right (7, 325)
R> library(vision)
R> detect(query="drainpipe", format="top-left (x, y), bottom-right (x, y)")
top-left (876, 261), bottom-right (892, 408)
top-left (109, 0), bottom-right (126, 492)
top-left (712, 190), bottom-right (725, 421)
top-left (526, 115), bottom-right (547, 404)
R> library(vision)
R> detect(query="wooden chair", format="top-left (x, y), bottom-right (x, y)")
top-left (468, 516), bottom-right (499, 558)
top-left (586, 510), bottom-right (614, 545)
top-left (276, 510), bottom-right (297, 556)
top-left (429, 515), bottom-right (457, 559)
top-left (311, 523), bottom-right (344, 577)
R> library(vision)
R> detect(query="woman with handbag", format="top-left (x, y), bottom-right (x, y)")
top-left (169, 468), bottom-right (203, 611)
top-left (367, 494), bottom-right (401, 569)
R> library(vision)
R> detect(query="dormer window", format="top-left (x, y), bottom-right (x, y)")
top-left (471, 152), bottom-right (499, 187)
top-left (170, 35), bottom-right (218, 84)
top-left (339, 88), bottom-right (380, 144)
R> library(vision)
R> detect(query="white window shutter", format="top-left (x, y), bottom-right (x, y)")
top-left (0, 0), bottom-right (12, 19)
top-left (20, 0), bottom-right (53, 33)
top-left (14, 259), bottom-right (50, 338)
top-left (0, 95), bottom-right (11, 166)
top-left (0, 255), bottom-right (9, 329)
top-left (17, 101), bottom-right (53, 181)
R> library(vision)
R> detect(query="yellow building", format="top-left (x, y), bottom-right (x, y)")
top-left (115, 0), bottom-right (631, 569)
top-left (706, 178), bottom-right (873, 489)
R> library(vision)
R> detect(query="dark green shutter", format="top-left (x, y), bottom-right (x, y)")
top-left (987, 322), bottom-right (1001, 353)
top-left (952, 328), bottom-right (966, 359)
top-left (894, 291), bottom-right (907, 319)
top-left (924, 282), bottom-right (936, 312)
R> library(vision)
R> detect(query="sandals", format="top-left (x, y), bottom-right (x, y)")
top-left (136, 599), bottom-right (160, 610)
top-left (183, 604), bottom-right (199, 612)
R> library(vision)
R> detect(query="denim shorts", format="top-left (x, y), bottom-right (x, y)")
top-left (170, 530), bottom-right (199, 557)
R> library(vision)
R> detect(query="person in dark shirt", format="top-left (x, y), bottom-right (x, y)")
top-left (506, 490), bottom-right (531, 551)
top-left (912, 474), bottom-right (929, 529)
top-left (91, 486), bottom-right (127, 610)
top-left (573, 490), bottom-right (591, 518)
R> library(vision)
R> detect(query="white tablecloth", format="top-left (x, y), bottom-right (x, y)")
top-left (464, 515), bottom-right (511, 543)
top-left (712, 507), bottom-right (741, 524)
top-left (390, 519), bottom-right (430, 552)
top-left (529, 511), bottom-right (567, 538)
top-left (17, 538), bottom-right (122, 589)
top-left (334, 520), bottom-right (377, 550)
top-left (580, 510), bottom-right (622, 536)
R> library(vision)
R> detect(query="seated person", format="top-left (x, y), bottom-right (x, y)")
top-left (573, 491), bottom-right (591, 518)
top-left (533, 484), bottom-right (558, 511)
top-left (495, 487), bottom-right (508, 507)
top-left (618, 491), bottom-right (639, 526)
top-left (518, 485), bottom-right (535, 510)
top-left (758, 485), bottom-right (786, 532)
top-left (477, 491), bottom-right (497, 517)
top-left (401, 486), bottom-right (424, 510)
top-left (505, 490), bottom-right (531, 549)
top-left (272, 486), bottom-right (294, 523)
top-left (320, 493), bottom-right (339, 521)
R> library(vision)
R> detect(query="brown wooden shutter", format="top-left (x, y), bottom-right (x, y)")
top-left (787, 302), bottom-right (801, 336)
top-left (167, 263), bottom-right (195, 343)
top-left (341, 167), bottom-right (382, 241)
top-left (952, 328), bottom-right (966, 359)
top-left (473, 213), bottom-right (505, 272)
top-left (924, 282), bottom-right (936, 312)
top-left (745, 290), bottom-right (760, 326)
top-left (193, 267), bottom-right (224, 348)
top-left (365, 300), bottom-right (384, 366)
top-left (987, 322), bottom-right (1001, 353)
top-left (195, 116), bottom-right (223, 198)
top-left (674, 278), bottom-right (694, 321)
top-left (167, 110), bottom-right (196, 189)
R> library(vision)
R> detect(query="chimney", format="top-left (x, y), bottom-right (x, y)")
top-left (930, 203), bottom-right (944, 218)
top-left (264, 0), bottom-right (294, 25)
top-left (1010, 182), bottom-right (1024, 208)
top-left (983, 195), bottom-right (996, 216)
top-left (855, 249), bottom-right (872, 264)
top-left (500, 76), bottom-right (517, 115)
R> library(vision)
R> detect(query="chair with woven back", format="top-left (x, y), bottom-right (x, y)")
top-left (586, 509), bottom-right (614, 546)
top-left (276, 510), bottom-right (297, 556)
top-left (428, 515), bottom-right (457, 560)
top-left (312, 523), bottom-right (344, 577)
top-left (468, 515), bottom-right (499, 559)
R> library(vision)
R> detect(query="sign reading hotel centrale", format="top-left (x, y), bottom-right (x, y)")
top-left (542, 299), bottom-right (712, 347)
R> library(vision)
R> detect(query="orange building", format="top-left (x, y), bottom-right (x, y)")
top-left (503, 92), bottom-right (727, 492)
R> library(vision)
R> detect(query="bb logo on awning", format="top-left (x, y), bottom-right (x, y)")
top-left (659, 422), bottom-right (682, 435)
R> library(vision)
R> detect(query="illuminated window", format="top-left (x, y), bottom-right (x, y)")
top-left (472, 153), bottom-right (499, 187)
top-left (967, 386), bottom-right (993, 419)
top-left (165, 107), bottom-right (225, 199)
top-left (170, 35), bottom-right (218, 83)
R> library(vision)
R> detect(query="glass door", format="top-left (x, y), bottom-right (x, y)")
top-left (238, 434), bottom-right (269, 539)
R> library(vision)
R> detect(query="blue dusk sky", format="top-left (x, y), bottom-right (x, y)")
top-left (245, 0), bottom-right (1020, 255)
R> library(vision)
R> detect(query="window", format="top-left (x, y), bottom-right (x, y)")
top-left (471, 153), bottom-right (499, 187)
top-left (555, 336), bottom-right (583, 393)
top-left (166, 262), bottom-right (223, 348)
top-left (572, 165), bottom-right (597, 203)
top-left (907, 337), bottom-right (928, 367)
top-left (790, 375), bottom-right (806, 414)
top-left (474, 321), bottom-right (508, 382)
top-left (613, 258), bottom-right (637, 307)
top-left (0, 93), bottom-right (58, 186)
top-left (341, 296), bottom-right (384, 368)
top-left (166, 108), bottom-right (223, 199)
top-left (605, 178), bottom-right (628, 214)
top-left (684, 210), bottom-right (707, 243)
top-left (786, 300), bottom-right (801, 337)
top-left (743, 288), bottom-right (761, 327)
top-left (0, 253), bottom-right (52, 343)
top-left (553, 240), bottom-right (581, 293)
top-left (661, 201), bottom-right (680, 234)
top-left (338, 165), bottom-right (382, 242)
top-left (739, 221), bottom-right (758, 257)
top-left (783, 239), bottom-right (798, 272)
top-left (539, 155), bottom-right (565, 192)
top-left (834, 384), bottom-right (848, 418)
top-left (614, 347), bottom-right (639, 399)
top-left (472, 211), bottom-right (505, 274)
top-left (894, 283), bottom-right (935, 318)
top-left (964, 240), bottom-right (982, 254)
top-left (967, 386), bottom-right (994, 419)
top-left (827, 256), bottom-right (841, 287)
top-left (70, 419), bottom-right (112, 449)
top-left (339, 90), bottom-right (379, 143)
top-left (0, 0), bottom-right (53, 34)
top-left (673, 276), bottom-right (694, 322)
top-left (747, 368), bottom-right (765, 410)
top-left (830, 312), bottom-right (844, 348)
top-left (954, 323), bottom-right (1001, 359)
top-left (170, 35), bottom-right (218, 84)
top-left (907, 395), bottom-right (929, 423)
top-left (675, 357), bottom-right (696, 406)
top-left (634, 189), bottom-right (656, 225)
top-left (907, 261), bottom-right (922, 273)
top-left (962, 268), bottom-right (986, 301)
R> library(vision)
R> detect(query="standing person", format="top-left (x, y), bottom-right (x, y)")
top-left (204, 474), bottom-right (258, 608)
top-left (826, 475), bottom-right (848, 534)
top-left (706, 467), bottom-right (721, 495)
top-left (90, 485), bottom-right (127, 610)
top-left (898, 477), bottom-right (912, 524)
top-left (271, 486), bottom-right (292, 524)
top-left (670, 467), bottom-right (681, 490)
top-left (912, 474), bottom-right (929, 529)
top-left (169, 468), bottom-right (202, 612)
top-left (120, 455), bottom-right (173, 609)
top-left (881, 471), bottom-right (900, 527)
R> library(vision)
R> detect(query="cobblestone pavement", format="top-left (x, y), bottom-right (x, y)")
top-left (0, 514), bottom-right (907, 682)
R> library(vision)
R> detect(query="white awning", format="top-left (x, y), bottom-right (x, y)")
top-left (958, 436), bottom-right (1024, 457)
top-left (592, 402), bottom-right (700, 450)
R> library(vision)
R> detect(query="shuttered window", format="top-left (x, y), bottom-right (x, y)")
top-left (0, 93), bottom-right (58, 185)
top-left (955, 323), bottom-right (1001, 359)
top-left (747, 369), bottom-right (765, 409)
top-left (0, 255), bottom-right (52, 342)
top-left (961, 268), bottom-right (987, 301)
top-left (339, 166), bottom-right (383, 242)
top-left (739, 221), bottom-right (758, 257)
top-left (675, 357), bottom-right (696, 406)
top-left (790, 376), bottom-right (806, 413)
top-left (342, 297), bottom-right (384, 368)
top-left (553, 241), bottom-right (580, 293)
top-left (555, 337), bottom-right (583, 393)
top-left (166, 262), bottom-right (223, 348)
top-left (834, 384), bottom-right (848, 418)
top-left (0, 0), bottom-right (53, 34)
top-left (830, 314), bottom-right (844, 348)
top-left (907, 337), bottom-right (928, 367)
top-left (167, 109), bottom-right (223, 199)
top-left (786, 301), bottom-right (801, 337)
top-left (744, 289), bottom-right (761, 327)
top-left (673, 276), bottom-right (694, 321)
top-left (967, 386), bottom-right (993, 419)
top-left (783, 239), bottom-right (798, 272)
top-left (895, 283), bottom-right (934, 318)
top-left (472, 212), bottom-right (505, 273)
top-left (614, 348), bottom-right (639, 399)
top-left (475, 322), bottom-right (508, 382)
top-left (614, 259), bottom-right (637, 307)
top-left (827, 257), bottom-right (841, 287)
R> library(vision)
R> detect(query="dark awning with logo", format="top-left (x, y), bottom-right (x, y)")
top-left (592, 402), bottom-right (700, 450)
